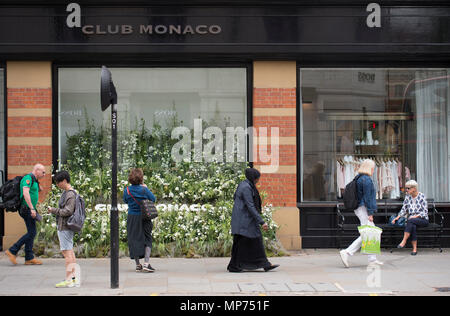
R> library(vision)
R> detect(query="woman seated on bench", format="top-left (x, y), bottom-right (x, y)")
top-left (392, 180), bottom-right (429, 256)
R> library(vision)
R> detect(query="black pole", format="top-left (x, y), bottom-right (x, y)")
top-left (110, 104), bottom-right (119, 289)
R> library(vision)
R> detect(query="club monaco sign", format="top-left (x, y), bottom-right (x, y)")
top-left (94, 203), bottom-right (215, 212)
top-left (66, 3), bottom-right (222, 35)
top-left (81, 24), bottom-right (222, 36)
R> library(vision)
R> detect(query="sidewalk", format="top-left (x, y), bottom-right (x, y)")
top-left (1, 249), bottom-right (449, 296)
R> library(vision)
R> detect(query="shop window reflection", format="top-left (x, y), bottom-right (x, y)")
top-left (300, 68), bottom-right (450, 202)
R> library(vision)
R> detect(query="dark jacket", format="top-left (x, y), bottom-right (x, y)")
top-left (356, 174), bottom-right (377, 215)
top-left (230, 180), bottom-right (265, 238)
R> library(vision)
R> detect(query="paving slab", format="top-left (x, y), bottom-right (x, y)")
top-left (310, 282), bottom-right (341, 292)
top-left (238, 282), bottom-right (265, 292)
top-left (211, 282), bottom-right (241, 293)
top-left (262, 282), bottom-right (291, 292)
top-left (286, 282), bottom-right (316, 292)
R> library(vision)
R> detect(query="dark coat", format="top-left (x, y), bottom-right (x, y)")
top-left (231, 180), bottom-right (265, 238)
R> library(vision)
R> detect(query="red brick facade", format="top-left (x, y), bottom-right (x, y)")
top-left (253, 88), bottom-right (297, 207)
top-left (7, 88), bottom-right (52, 202)
top-left (7, 88), bottom-right (52, 109)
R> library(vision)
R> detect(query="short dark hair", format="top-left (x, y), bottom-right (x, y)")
top-left (54, 170), bottom-right (70, 184)
top-left (128, 168), bottom-right (144, 185)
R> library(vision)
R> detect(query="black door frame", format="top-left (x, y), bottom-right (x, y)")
top-left (0, 63), bottom-right (6, 251)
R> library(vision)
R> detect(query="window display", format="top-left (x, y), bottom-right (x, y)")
top-left (58, 67), bottom-right (248, 165)
top-left (301, 68), bottom-right (450, 202)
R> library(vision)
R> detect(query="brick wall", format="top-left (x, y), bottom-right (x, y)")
top-left (3, 62), bottom-right (52, 249)
top-left (7, 88), bottom-right (52, 200)
top-left (252, 61), bottom-right (301, 250)
top-left (253, 87), bottom-right (297, 207)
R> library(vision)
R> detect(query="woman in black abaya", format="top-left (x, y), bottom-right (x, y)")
top-left (227, 168), bottom-right (279, 272)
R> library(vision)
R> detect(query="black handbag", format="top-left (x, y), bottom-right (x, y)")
top-left (127, 187), bottom-right (158, 221)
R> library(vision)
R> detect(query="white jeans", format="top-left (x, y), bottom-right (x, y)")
top-left (345, 205), bottom-right (377, 262)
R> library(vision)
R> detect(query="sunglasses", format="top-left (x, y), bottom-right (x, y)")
top-left (406, 187), bottom-right (414, 190)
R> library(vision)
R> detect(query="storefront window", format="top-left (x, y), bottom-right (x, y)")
top-left (300, 68), bottom-right (450, 202)
top-left (58, 67), bottom-right (247, 168)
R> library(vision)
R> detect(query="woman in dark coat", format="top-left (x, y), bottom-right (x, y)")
top-left (227, 168), bottom-right (279, 272)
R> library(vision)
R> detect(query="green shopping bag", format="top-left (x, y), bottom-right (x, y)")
top-left (358, 225), bottom-right (383, 254)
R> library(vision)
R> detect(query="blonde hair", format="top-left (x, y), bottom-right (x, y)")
top-left (406, 180), bottom-right (418, 189)
top-left (357, 159), bottom-right (376, 176)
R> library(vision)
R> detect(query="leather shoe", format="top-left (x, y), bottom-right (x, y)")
top-left (411, 251), bottom-right (417, 256)
top-left (5, 250), bottom-right (17, 265)
top-left (25, 258), bottom-right (42, 265)
top-left (264, 264), bottom-right (279, 272)
top-left (397, 244), bottom-right (404, 249)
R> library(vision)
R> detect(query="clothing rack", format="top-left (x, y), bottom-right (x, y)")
top-left (336, 155), bottom-right (410, 200)
top-left (327, 109), bottom-right (408, 202)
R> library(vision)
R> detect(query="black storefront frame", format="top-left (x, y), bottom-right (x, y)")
top-left (52, 61), bottom-right (254, 171)
top-left (0, 62), bottom-right (6, 251)
top-left (296, 61), bottom-right (450, 248)
top-left (2, 1), bottom-right (450, 250)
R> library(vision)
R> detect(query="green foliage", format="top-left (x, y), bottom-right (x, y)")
top-left (34, 118), bottom-right (285, 258)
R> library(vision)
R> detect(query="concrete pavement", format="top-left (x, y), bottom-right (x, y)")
top-left (1, 249), bottom-right (450, 296)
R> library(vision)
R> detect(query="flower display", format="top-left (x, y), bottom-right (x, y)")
top-left (34, 117), bottom-right (285, 258)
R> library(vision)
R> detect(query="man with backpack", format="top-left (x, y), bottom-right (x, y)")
top-left (5, 164), bottom-right (46, 265)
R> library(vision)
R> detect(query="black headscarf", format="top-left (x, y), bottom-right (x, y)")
top-left (244, 168), bottom-right (262, 214)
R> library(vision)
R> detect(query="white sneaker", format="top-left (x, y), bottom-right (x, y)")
top-left (368, 260), bottom-right (384, 266)
top-left (72, 278), bottom-right (81, 287)
top-left (340, 250), bottom-right (350, 268)
top-left (55, 279), bottom-right (75, 288)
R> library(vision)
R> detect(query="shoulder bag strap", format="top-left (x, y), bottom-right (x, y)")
top-left (127, 186), bottom-right (140, 205)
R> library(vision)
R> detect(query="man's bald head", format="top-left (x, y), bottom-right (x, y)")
top-left (32, 164), bottom-right (46, 180)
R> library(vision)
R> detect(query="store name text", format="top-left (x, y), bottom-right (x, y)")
top-left (80, 24), bottom-right (221, 35)
top-left (66, 3), bottom-right (222, 35)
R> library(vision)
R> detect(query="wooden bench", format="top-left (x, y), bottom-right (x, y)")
top-left (336, 199), bottom-right (444, 252)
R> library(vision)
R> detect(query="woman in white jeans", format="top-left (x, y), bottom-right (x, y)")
top-left (340, 159), bottom-right (384, 268)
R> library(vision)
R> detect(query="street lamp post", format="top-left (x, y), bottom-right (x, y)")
top-left (100, 66), bottom-right (119, 289)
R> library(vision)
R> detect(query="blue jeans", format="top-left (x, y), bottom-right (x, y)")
top-left (9, 207), bottom-right (36, 261)
top-left (405, 217), bottom-right (429, 241)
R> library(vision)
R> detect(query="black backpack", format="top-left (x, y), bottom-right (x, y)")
top-left (0, 174), bottom-right (35, 212)
top-left (342, 174), bottom-right (362, 210)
